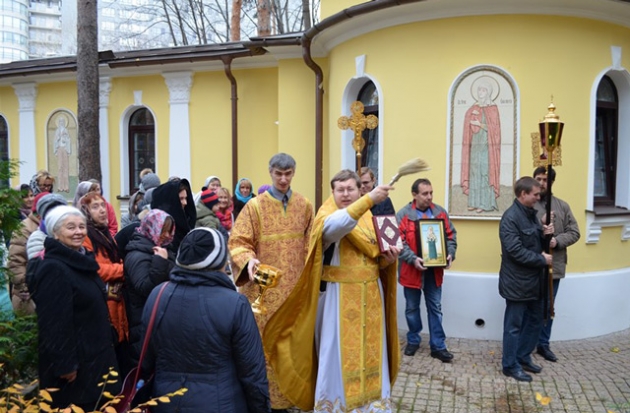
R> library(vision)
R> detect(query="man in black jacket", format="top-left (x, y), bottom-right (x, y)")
top-left (499, 177), bottom-right (553, 382)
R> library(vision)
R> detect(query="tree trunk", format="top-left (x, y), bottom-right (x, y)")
top-left (257, 0), bottom-right (271, 36)
top-left (77, 0), bottom-right (101, 182)
top-left (302, 0), bottom-right (311, 30)
top-left (230, 0), bottom-right (242, 41)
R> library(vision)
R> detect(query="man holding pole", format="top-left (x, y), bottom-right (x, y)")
top-left (499, 177), bottom-right (554, 382)
top-left (532, 166), bottom-right (580, 362)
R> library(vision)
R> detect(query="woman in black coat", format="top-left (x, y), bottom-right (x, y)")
top-left (123, 209), bottom-right (176, 363)
top-left (141, 228), bottom-right (270, 413)
top-left (28, 206), bottom-right (120, 411)
top-left (150, 178), bottom-right (196, 252)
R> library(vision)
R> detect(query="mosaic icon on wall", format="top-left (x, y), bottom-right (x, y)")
top-left (448, 66), bottom-right (518, 219)
top-left (47, 110), bottom-right (78, 199)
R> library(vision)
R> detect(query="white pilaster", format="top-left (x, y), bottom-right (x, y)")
top-left (99, 77), bottom-right (112, 198)
top-left (13, 83), bottom-right (37, 183)
top-left (163, 72), bottom-right (193, 180)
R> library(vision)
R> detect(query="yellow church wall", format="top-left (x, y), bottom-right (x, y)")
top-left (188, 71), bottom-right (234, 191)
top-left (324, 14), bottom-right (630, 273)
top-left (276, 58), bottom-right (324, 203)
top-left (320, 0), bottom-right (361, 20)
top-left (0, 86), bottom-right (19, 168)
top-left (34, 82), bottom-right (77, 182)
top-left (107, 75), bottom-right (169, 201)
top-left (228, 67), bottom-right (279, 192)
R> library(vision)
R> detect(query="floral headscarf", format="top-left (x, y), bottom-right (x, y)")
top-left (136, 209), bottom-right (175, 247)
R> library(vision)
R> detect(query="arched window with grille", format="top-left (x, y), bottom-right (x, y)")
top-left (594, 75), bottom-right (618, 206)
top-left (128, 108), bottom-right (155, 191)
top-left (357, 81), bottom-right (379, 177)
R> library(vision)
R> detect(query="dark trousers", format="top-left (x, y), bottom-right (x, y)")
top-left (539, 278), bottom-right (560, 347)
top-left (502, 298), bottom-right (543, 370)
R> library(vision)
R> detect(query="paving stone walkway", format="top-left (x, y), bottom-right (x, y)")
top-left (289, 328), bottom-right (630, 413)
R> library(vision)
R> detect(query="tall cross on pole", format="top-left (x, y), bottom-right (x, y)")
top-left (337, 101), bottom-right (378, 172)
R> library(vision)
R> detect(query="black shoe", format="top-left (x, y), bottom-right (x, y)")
top-left (502, 368), bottom-right (533, 382)
top-left (519, 360), bottom-right (542, 374)
top-left (404, 344), bottom-right (419, 356)
top-left (430, 349), bottom-right (454, 362)
top-left (537, 346), bottom-right (558, 362)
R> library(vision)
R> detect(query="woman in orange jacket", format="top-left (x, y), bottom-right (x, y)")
top-left (80, 192), bottom-right (131, 375)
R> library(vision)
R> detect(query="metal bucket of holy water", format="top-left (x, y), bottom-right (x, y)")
top-left (251, 263), bottom-right (282, 315)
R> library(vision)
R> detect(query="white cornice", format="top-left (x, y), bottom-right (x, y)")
top-left (311, 0), bottom-right (630, 56)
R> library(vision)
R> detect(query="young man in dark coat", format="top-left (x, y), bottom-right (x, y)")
top-left (499, 177), bottom-right (554, 382)
top-left (141, 228), bottom-right (270, 413)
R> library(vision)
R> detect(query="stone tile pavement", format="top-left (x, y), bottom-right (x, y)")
top-left (289, 328), bottom-right (630, 413)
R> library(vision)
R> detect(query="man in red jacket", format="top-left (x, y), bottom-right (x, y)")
top-left (397, 178), bottom-right (457, 361)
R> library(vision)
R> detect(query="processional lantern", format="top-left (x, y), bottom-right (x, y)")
top-left (533, 98), bottom-right (565, 321)
top-left (533, 99), bottom-right (564, 167)
top-left (337, 101), bottom-right (378, 172)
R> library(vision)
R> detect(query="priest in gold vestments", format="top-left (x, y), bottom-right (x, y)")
top-left (263, 170), bottom-right (401, 413)
top-left (228, 153), bottom-right (314, 412)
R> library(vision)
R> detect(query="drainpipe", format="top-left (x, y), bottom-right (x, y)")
top-left (301, 0), bottom-right (425, 209)
top-left (222, 56), bottom-right (239, 188)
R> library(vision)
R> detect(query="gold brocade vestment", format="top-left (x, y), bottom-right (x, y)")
top-left (228, 191), bottom-right (314, 409)
top-left (263, 194), bottom-right (400, 412)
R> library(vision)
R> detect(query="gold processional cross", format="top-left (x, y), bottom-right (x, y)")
top-left (337, 101), bottom-right (379, 172)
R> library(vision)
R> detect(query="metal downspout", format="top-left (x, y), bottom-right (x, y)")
top-left (222, 56), bottom-right (239, 188)
top-left (301, 36), bottom-right (324, 209)
top-left (300, 0), bottom-right (425, 209)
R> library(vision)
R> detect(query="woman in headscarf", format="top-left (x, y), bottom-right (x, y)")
top-left (193, 175), bottom-right (221, 203)
top-left (233, 178), bottom-right (255, 220)
top-left (141, 228), bottom-right (270, 413)
top-left (29, 205), bottom-right (120, 411)
top-left (123, 209), bottom-right (176, 363)
top-left (29, 170), bottom-right (55, 195)
top-left (80, 192), bottom-right (130, 375)
top-left (150, 178), bottom-right (196, 252)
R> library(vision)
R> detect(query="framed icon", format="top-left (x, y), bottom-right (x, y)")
top-left (415, 219), bottom-right (448, 267)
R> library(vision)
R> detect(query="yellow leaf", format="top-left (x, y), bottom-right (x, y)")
top-left (102, 374), bottom-right (109, 379)
top-left (46, 388), bottom-right (60, 392)
top-left (40, 390), bottom-right (53, 402)
top-left (103, 407), bottom-right (117, 413)
top-left (540, 396), bottom-right (551, 406)
top-left (106, 380), bottom-right (119, 384)
top-left (103, 391), bottom-right (114, 399)
top-left (158, 396), bottom-right (170, 403)
top-left (109, 370), bottom-right (119, 377)
top-left (38, 403), bottom-right (52, 412)
top-left (536, 392), bottom-right (542, 401)
top-left (611, 347), bottom-right (620, 353)
top-left (415, 381), bottom-right (422, 387)
top-left (71, 405), bottom-right (85, 413)
top-left (13, 383), bottom-right (24, 390)
top-left (97, 382), bottom-right (105, 387)
top-left (146, 400), bottom-right (159, 406)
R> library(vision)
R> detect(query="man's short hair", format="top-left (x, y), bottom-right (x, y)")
top-left (533, 166), bottom-right (556, 183)
top-left (330, 170), bottom-right (361, 190)
top-left (269, 153), bottom-right (296, 171)
top-left (411, 178), bottom-right (432, 194)
top-left (514, 176), bottom-right (541, 197)
top-left (359, 167), bottom-right (375, 181)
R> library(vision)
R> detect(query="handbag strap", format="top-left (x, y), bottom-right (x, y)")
top-left (134, 282), bottom-right (169, 384)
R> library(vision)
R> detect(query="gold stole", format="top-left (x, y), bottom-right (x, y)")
top-left (322, 215), bottom-right (383, 410)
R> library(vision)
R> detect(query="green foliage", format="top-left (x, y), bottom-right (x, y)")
top-left (0, 315), bottom-right (38, 388)
top-left (0, 160), bottom-right (39, 388)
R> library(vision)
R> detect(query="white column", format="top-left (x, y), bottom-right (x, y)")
top-left (163, 72), bottom-right (193, 180)
top-left (12, 83), bottom-right (37, 183)
top-left (99, 77), bottom-right (112, 198)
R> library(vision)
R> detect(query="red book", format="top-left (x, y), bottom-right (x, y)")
top-left (372, 214), bottom-right (403, 253)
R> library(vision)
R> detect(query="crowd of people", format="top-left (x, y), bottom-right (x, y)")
top-left (1, 157), bottom-right (579, 412)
